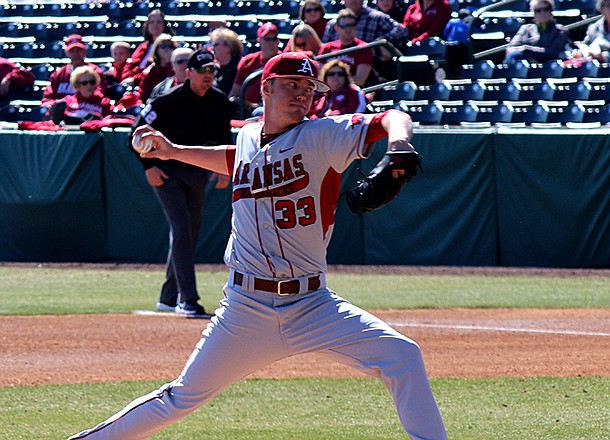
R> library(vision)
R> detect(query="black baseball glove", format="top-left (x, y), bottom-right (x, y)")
top-left (345, 150), bottom-right (421, 214)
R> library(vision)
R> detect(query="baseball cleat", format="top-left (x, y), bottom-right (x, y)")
top-left (176, 301), bottom-right (214, 319)
top-left (156, 302), bottom-right (177, 312)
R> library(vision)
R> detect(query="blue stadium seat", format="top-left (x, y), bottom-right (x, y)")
top-left (209, 1), bottom-right (239, 15)
top-left (403, 37), bottom-right (447, 60)
top-left (106, 20), bottom-right (142, 37)
top-left (460, 60), bottom-right (495, 80)
top-left (549, 78), bottom-right (591, 102)
top-left (18, 105), bottom-right (49, 122)
top-left (239, 1), bottom-right (271, 14)
top-left (0, 105), bottom-right (20, 123)
top-left (439, 101), bottom-right (478, 125)
top-left (474, 101), bottom-right (514, 124)
top-left (77, 22), bottom-right (109, 38)
top-left (172, 20), bottom-right (208, 37)
top-left (580, 100), bottom-right (608, 123)
top-left (556, 0), bottom-right (598, 14)
top-left (414, 82), bottom-right (451, 101)
top-left (270, 0), bottom-right (301, 16)
top-left (480, 79), bottom-right (520, 102)
top-left (562, 60), bottom-right (600, 79)
top-left (229, 20), bottom-right (261, 38)
top-left (47, 22), bottom-right (78, 42)
top-left (544, 101), bottom-right (585, 124)
top-left (172, 1), bottom-right (213, 15)
top-left (586, 78), bottom-right (610, 101)
top-left (527, 60), bottom-right (565, 79)
top-left (514, 78), bottom-right (555, 101)
top-left (493, 60), bottom-right (530, 79)
top-left (445, 79), bottom-right (485, 101)
top-left (478, 17), bottom-right (524, 38)
top-left (31, 64), bottom-right (54, 81)
top-left (377, 81), bottom-right (417, 102)
top-left (31, 42), bottom-right (65, 59)
top-left (2, 43), bottom-right (34, 59)
top-left (509, 101), bottom-right (549, 124)
top-left (398, 101), bottom-right (443, 125)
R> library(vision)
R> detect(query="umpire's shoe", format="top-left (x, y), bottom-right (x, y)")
top-left (176, 301), bottom-right (214, 319)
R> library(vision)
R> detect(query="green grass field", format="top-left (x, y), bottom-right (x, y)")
top-left (0, 266), bottom-right (609, 439)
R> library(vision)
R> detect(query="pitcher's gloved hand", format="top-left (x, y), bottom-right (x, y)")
top-left (345, 150), bottom-right (421, 214)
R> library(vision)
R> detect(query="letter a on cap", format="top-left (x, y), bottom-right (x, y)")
top-left (298, 59), bottom-right (314, 77)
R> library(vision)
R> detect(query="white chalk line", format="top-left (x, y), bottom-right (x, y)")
top-left (386, 321), bottom-right (610, 337)
top-left (132, 311), bottom-right (609, 337)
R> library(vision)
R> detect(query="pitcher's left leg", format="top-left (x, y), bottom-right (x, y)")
top-left (286, 292), bottom-right (447, 440)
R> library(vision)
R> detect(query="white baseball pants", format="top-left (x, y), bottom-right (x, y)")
top-left (69, 273), bottom-right (447, 440)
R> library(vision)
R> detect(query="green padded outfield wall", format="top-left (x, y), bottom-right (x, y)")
top-left (1, 128), bottom-right (609, 267)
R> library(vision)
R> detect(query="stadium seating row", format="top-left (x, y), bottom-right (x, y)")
top-left (460, 59), bottom-right (610, 80)
top-left (375, 77), bottom-right (610, 104)
top-left (368, 99), bottom-right (610, 126)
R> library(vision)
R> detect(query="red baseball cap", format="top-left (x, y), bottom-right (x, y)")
top-left (257, 22), bottom-right (278, 38)
top-left (262, 52), bottom-right (329, 92)
top-left (64, 34), bottom-right (86, 51)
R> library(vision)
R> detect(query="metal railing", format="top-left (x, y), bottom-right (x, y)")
top-left (237, 39), bottom-right (403, 119)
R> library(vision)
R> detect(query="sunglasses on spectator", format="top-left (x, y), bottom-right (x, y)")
top-left (304, 7), bottom-right (321, 13)
top-left (77, 79), bottom-right (96, 86)
top-left (326, 71), bottom-right (346, 78)
top-left (174, 58), bottom-right (189, 64)
top-left (533, 6), bottom-right (551, 12)
top-left (295, 41), bottom-right (308, 48)
top-left (158, 43), bottom-right (174, 49)
top-left (193, 66), bottom-right (217, 74)
top-left (338, 22), bottom-right (356, 29)
top-left (213, 41), bottom-right (229, 47)
top-left (261, 36), bottom-right (279, 41)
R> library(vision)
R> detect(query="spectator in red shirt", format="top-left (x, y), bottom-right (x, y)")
top-left (48, 65), bottom-right (113, 125)
top-left (299, 0), bottom-right (328, 40)
top-left (309, 59), bottom-right (366, 119)
top-left (403, 0), bottom-right (453, 43)
top-left (42, 34), bottom-right (107, 107)
top-left (318, 9), bottom-right (374, 87)
top-left (0, 57), bottom-right (35, 102)
top-left (127, 9), bottom-right (175, 87)
top-left (229, 23), bottom-right (281, 115)
top-left (138, 34), bottom-right (177, 103)
top-left (106, 41), bottom-right (134, 84)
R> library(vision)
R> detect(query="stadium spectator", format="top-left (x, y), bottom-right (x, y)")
top-left (127, 9), bottom-right (175, 86)
top-left (318, 9), bottom-right (375, 87)
top-left (571, 0), bottom-right (610, 62)
top-left (287, 23), bottom-right (323, 56)
top-left (106, 42), bottom-right (135, 84)
top-left (505, 0), bottom-right (572, 63)
top-left (403, 0), bottom-right (452, 43)
top-left (309, 59), bottom-right (366, 119)
top-left (138, 34), bottom-right (177, 103)
top-left (42, 34), bottom-right (107, 107)
top-left (209, 27), bottom-right (243, 96)
top-left (229, 23), bottom-right (281, 116)
top-left (299, 0), bottom-right (328, 40)
top-left (48, 66), bottom-right (113, 125)
top-left (0, 57), bottom-right (35, 103)
top-left (443, 9), bottom-right (474, 77)
top-left (374, 0), bottom-right (408, 23)
top-left (322, 0), bottom-right (409, 50)
top-left (149, 47), bottom-right (194, 101)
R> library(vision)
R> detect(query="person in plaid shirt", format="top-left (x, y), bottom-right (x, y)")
top-left (322, 0), bottom-right (408, 49)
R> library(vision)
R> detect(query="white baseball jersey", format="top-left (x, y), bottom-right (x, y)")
top-left (225, 114), bottom-right (372, 279)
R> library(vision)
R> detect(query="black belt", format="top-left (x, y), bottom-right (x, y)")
top-left (233, 271), bottom-right (321, 295)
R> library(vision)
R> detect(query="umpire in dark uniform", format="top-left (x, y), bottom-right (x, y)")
top-left (132, 49), bottom-right (233, 316)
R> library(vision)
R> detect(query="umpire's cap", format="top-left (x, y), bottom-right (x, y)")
top-left (262, 52), bottom-right (329, 92)
top-left (187, 49), bottom-right (216, 70)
